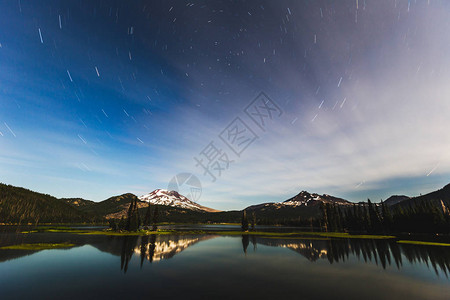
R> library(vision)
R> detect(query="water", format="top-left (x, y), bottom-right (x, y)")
top-left (0, 228), bottom-right (449, 299)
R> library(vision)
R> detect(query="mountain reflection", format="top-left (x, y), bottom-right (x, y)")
top-left (255, 237), bottom-right (450, 276)
top-left (136, 235), bottom-right (214, 262)
top-left (118, 235), bottom-right (215, 273)
top-left (1, 230), bottom-right (449, 277)
top-left (118, 234), bottom-right (450, 277)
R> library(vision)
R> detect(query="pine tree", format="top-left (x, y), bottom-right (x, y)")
top-left (143, 202), bottom-right (152, 229)
top-left (380, 200), bottom-right (393, 231)
top-left (321, 203), bottom-right (329, 232)
top-left (125, 200), bottom-right (134, 231)
top-left (337, 206), bottom-right (344, 231)
top-left (109, 219), bottom-right (118, 231)
top-left (367, 199), bottom-right (382, 233)
top-left (251, 212), bottom-right (256, 231)
top-left (118, 216), bottom-right (125, 231)
top-left (241, 209), bottom-right (249, 231)
top-left (152, 206), bottom-right (159, 231)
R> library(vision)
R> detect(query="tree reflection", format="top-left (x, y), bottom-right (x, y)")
top-left (139, 235), bottom-right (149, 268)
top-left (242, 235), bottom-right (249, 255)
top-left (1, 230), bottom-right (448, 278)
top-left (120, 236), bottom-right (138, 273)
top-left (117, 234), bottom-right (213, 273)
top-left (255, 237), bottom-right (450, 277)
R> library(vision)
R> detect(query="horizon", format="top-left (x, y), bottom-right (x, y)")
top-left (1, 1), bottom-right (450, 210)
top-left (1, 180), bottom-right (448, 211)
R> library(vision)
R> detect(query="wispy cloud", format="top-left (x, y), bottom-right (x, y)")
top-left (1, 1), bottom-right (450, 210)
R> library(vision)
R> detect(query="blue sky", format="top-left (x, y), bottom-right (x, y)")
top-left (1, 0), bottom-right (450, 210)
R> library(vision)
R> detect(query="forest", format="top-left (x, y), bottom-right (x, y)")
top-left (321, 199), bottom-right (450, 234)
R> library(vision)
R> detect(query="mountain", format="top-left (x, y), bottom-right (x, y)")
top-left (392, 183), bottom-right (450, 209)
top-left (138, 189), bottom-right (220, 213)
top-left (246, 190), bottom-right (351, 211)
top-left (384, 195), bottom-right (410, 206)
top-left (243, 191), bottom-right (352, 223)
top-left (282, 191), bottom-right (351, 207)
top-left (0, 183), bottom-right (102, 223)
top-left (60, 198), bottom-right (95, 208)
top-left (65, 191), bottom-right (225, 221)
top-left (2, 182), bottom-right (449, 225)
top-left (78, 193), bottom-right (149, 219)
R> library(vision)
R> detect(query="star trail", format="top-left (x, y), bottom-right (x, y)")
top-left (0, 1), bottom-right (449, 209)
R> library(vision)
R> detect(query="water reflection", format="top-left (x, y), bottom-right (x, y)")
top-left (116, 235), bottom-right (450, 276)
top-left (242, 235), bottom-right (249, 254)
top-left (119, 235), bottom-right (214, 273)
top-left (0, 230), bottom-right (449, 277)
top-left (255, 237), bottom-right (449, 276)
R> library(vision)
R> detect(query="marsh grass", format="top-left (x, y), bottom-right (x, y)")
top-left (397, 240), bottom-right (450, 247)
top-left (62, 229), bottom-right (397, 240)
top-left (0, 243), bottom-right (75, 250)
top-left (16, 227), bottom-right (450, 246)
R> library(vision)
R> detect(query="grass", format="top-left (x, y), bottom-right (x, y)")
top-left (61, 229), bottom-right (396, 240)
top-left (22, 226), bottom-right (89, 234)
top-left (19, 227), bottom-right (450, 246)
top-left (397, 240), bottom-right (450, 247)
top-left (15, 226), bottom-right (450, 247)
top-left (19, 225), bottom-right (399, 240)
top-left (77, 230), bottom-right (173, 236)
top-left (17, 225), bottom-right (398, 240)
top-left (0, 243), bottom-right (75, 250)
top-left (306, 232), bottom-right (396, 239)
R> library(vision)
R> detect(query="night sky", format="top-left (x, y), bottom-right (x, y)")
top-left (1, 0), bottom-right (450, 210)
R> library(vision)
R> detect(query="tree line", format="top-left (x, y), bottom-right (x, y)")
top-left (109, 198), bottom-right (159, 231)
top-left (240, 198), bottom-right (450, 234)
top-left (321, 199), bottom-right (450, 234)
top-left (0, 183), bottom-right (102, 224)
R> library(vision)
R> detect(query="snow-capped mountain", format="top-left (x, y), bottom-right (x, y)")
top-left (138, 189), bottom-right (220, 212)
top-left (245, 190), bottom-right (351, 211)
top-left (281, 191), bottom-right (351, 207)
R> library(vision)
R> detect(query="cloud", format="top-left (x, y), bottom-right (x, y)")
top-left (2, 1), bottom-right (450, 210)
top-left (160, 2), bottom-right (450, 209)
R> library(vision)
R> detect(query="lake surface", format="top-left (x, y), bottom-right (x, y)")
top-left (0, 227), bottom-right (449, 299)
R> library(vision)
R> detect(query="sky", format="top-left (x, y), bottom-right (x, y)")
top-left (1, 0), bottom-right (450, 210)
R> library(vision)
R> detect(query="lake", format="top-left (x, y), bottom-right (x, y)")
top-left (0, 226), bottom-right (449, 299)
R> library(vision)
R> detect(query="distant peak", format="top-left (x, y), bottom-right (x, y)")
top-left (281, 190), bottom-right (350, 207)
top-left (138, 189), bottom-right (220, 212)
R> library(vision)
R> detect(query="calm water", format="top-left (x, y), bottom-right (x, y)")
top-left (0, 228), bottom-right (449, 299)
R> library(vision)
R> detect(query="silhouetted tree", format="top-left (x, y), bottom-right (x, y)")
top-left (241, 210), bottom-right (249, 231)
top-left (152, 206), bottom-right (159, 231)
top-left (321, 203), bottom-right (329, 232)
top-left (367, 199), bottom-right (382, 233)
top-left (143, 202), bottom-right (152, 229)
top-left (251, 212), bottom-right (256, 231)
top-left (381, 200), bottom-right (393, 231)
top-left (109, 219), bottom-right (118, 231)
top-left (117, 216), bottom-right (126, 230)
top-left (125, 199), bottom-right (134, 231)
